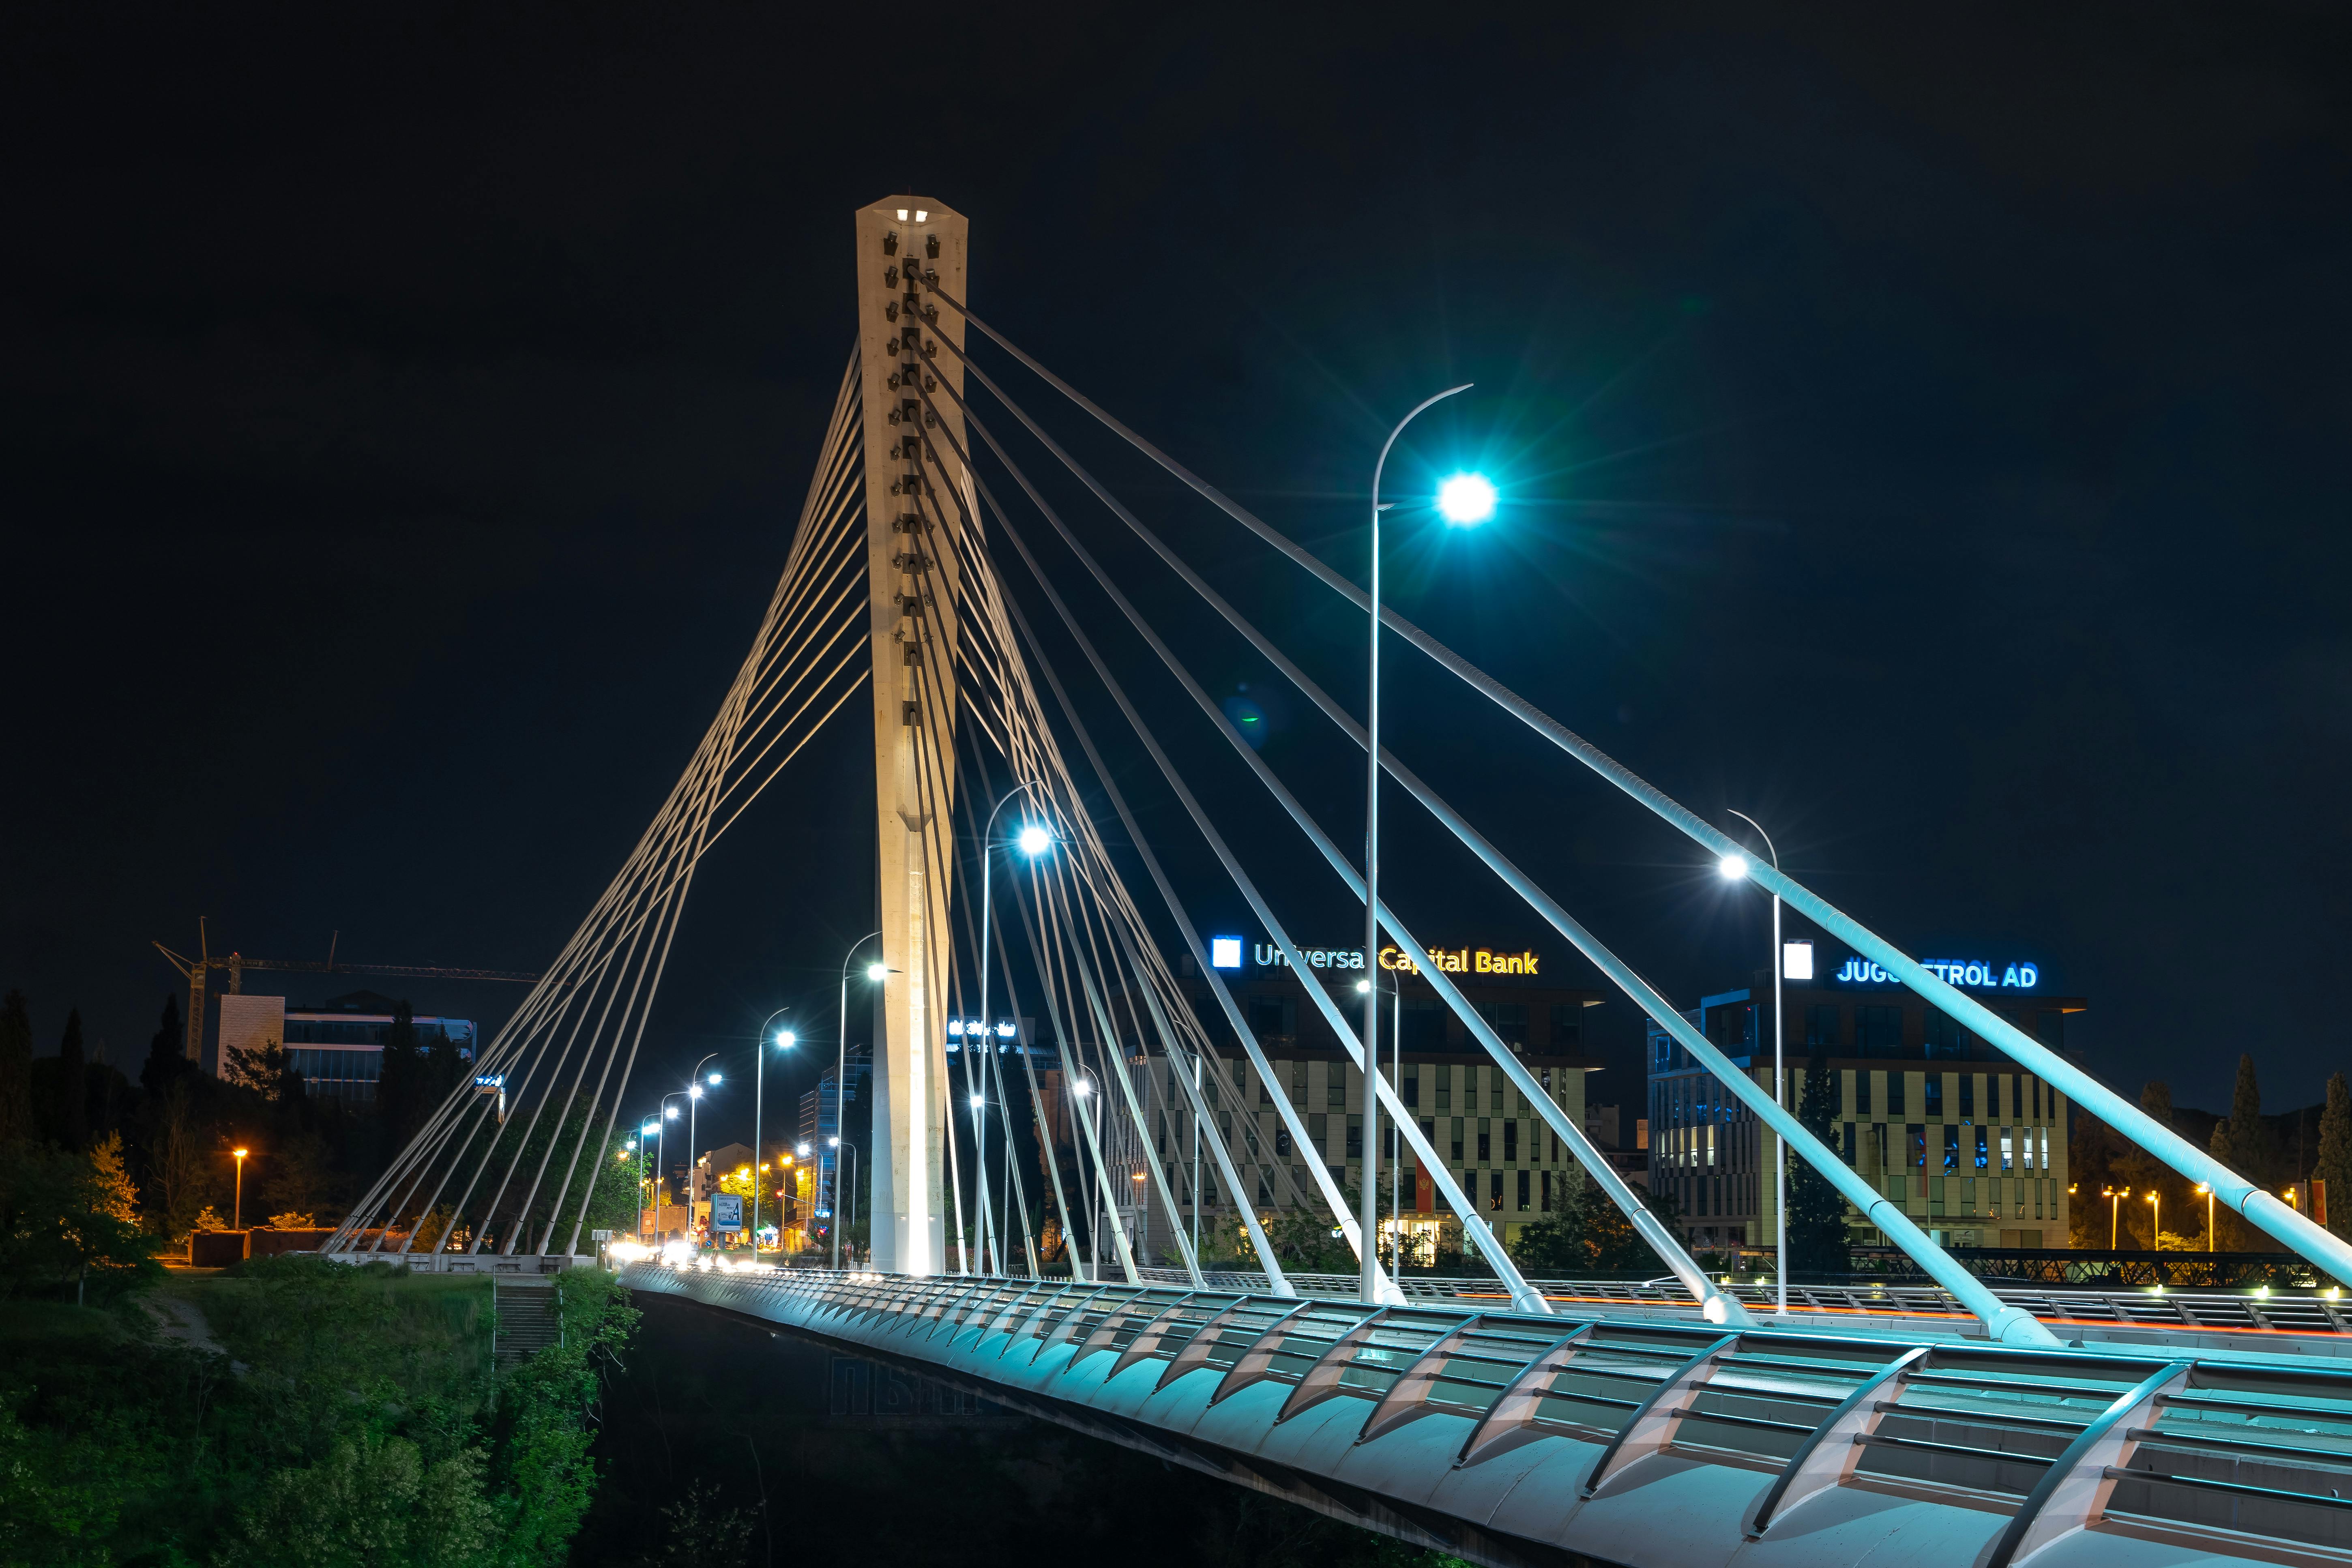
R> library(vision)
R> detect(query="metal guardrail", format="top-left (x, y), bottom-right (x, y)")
top-left (627, 1262), bottom-right (2352, 1568)
top-left (1131, 1268), bottom-right (2352, 1340)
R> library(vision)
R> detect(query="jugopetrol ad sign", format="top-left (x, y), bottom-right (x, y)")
top-left (1833, 957), bottom-right (2040, 989)
top-left (709, 1193), bottom-right (743, 1234)
top-left (1210, 939), bottom-right (1542, 977)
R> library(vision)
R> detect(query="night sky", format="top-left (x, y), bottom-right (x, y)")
top-left (6, 6), bottom-right (2349, 1148)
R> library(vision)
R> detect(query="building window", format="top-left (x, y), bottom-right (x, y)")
top-left (1548, 1003), bottom-right (1582, 1050)
top-left (1858, 1006), bottom-right (1902, 1058)
top-left (1908, 1125), bottom-right (1927, 1169)
top-left (1805, 1004), bottom-right (1840, 1049)
top-left (1451, 1120), bottom-right (1464, 1161)
top-left (1476, 1123), bottom-right (1491, 1164)
top-left (1478, 1002), bottom-right (1528, 1047)
top-left (1435, 1070), bottom-right (1452, 1111)
top-left (1275, 1128), bottom-right (1292, 1157)
top-left (1943, 1124), bottom-right (1961, 1172)
top-left (1887, 1073), bottom-right (1906, 1116)
top-left (1249, 996), bottom-right (1292, 1039)
top-left (1291, 1061), bottom-right (1307, 1106)
top-left (1959, 1075), bottom-right (1975, 1120)
top-left (1328, 1071), bottom-right (1348, 1109)
top-left (1401, 998), bottom-right (1446, 1051)
top-left (1924, 1008), bottom-right (1967, 1061)
top-left (1503, 1121), bottom-right (1519, 1162)
top-left (1402, 1068), bottom-right (1419, 1109)
top-left (1346, 1118), bottom-right (1363, 1158)
top-left (1489, 1172), bottom-right (1504, 1211)
top-left (1974, 1125), bottom-right (1990, 1171)
top-left (1856, 1071), bottom-right (1871, 1115)
top-left (1516, 1170), bottom-right (1531, 1211)
top-left (1925, 1076), bottom-right (1944, 1118)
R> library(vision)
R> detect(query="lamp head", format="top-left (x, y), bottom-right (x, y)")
top-left (828, 1136), bottom-right (840, 1148)
top-left (689, 1085), bottom-right (702, 1100)
top-left (1016, 823), bottom-right (1053, 857)
top-left (233, 1147), bottom-right (248, 1159)
top-left (665, 1105), bottom-right (680, 1119)
top-left (1072, 1080), bottom-right (1091, 1097)
top-left (797, 1142), bottom-right (811, 1156)
top-left (1717, 852), bottom-right (1749, 881)
top-left (1436, 472), bottom-right (1496, 525)
top-left (970, 1094), bottom-right (985, 1109)
top-left (775, 1030), bottom-right (796, 1048)
top-left (1355, 978), bottom-right (1371, 993)
top-left (866, 962), bottom-right (888, 982)
top-left (707, 1071), bottom-right (723, 1086)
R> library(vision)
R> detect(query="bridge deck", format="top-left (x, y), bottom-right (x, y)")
top-left (627, 1262), bottom-right (2352, 1568)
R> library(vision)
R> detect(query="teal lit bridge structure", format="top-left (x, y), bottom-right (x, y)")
top-left (317, 193), bottom-right (2352, 1568)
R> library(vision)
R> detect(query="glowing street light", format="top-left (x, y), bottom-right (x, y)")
top-left (752, 1011), bottom-right (797, 1252)
top-left (1436, 472), bottom-right (1497, 525)
top-left (977, 788), bottom-right (1056, 1277)
top-left (1016, 823), bottom-right (1054, 857)
top-left (1363, 382), bottom-right (1480, 1308)
top-left (835, 931), bottom-right (885, 1271)
top-left (232, 1147), bottom-right (249, 1230)
top-left (1717, 852), bottom-right (1749, 880)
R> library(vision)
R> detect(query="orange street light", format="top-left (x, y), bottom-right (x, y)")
top-left (2101, 1186), bottom-right (2130, 1251)
top-left (232, 1147), bottom-right (250, 1230)
top-left (2196, 1182), bottom-right (2215, 1252)
top-left (2145, 1189), bottom-right (2162, 1251)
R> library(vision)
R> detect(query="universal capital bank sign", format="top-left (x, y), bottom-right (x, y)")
top-left (1212, 939), bottom-right (1542, 977)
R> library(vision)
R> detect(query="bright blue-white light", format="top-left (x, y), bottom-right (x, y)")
top-left (1436, 473), bottom-right (1496, 525)
top-left (1016, 824), bottom-right (1053, 857)
top-left (1209, 936), bottom-right (1243, 970)
top-left (775, 1030), bottom-right (796, 1048)
top-left (1717, 853), bottom-right (1749, 881)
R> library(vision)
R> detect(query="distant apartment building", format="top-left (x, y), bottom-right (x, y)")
top-left (212, 989), bottom-right (476, 1104)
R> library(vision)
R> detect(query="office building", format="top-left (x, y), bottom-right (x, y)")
top-left (214, 989), bottom-right (477, 1103)
top-left (1647, 944), bottom-right (2083, 1254)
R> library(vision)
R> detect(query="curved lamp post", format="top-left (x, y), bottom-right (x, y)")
top-left (1363, 383), bottom-right (1485, 1304)
top-left (833, 933), bottom-right (885, 1270)
top-left (1723, 809), bottom-right (1785, 1314)
top-left (753, 1007), bottom-right (794, 1253)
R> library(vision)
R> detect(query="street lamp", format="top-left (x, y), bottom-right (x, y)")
top-left (2103, 1186), bottom-right (2131, 1250)
top-left (2146, 1189), bottom-right (2163, 1252)
top-left (633, 1118), bottom-right (661, 1240)
top-left (685, 1053), bottom-right (723, 1240)
top-left (2197, 1182), bottom-right (2215, 1253)
top-left (232, 1147), bottom-right (249, 1230)
top-left (834, 933), bottom-right (884, 1271)
top-left (1724, 810), bottom-right (1787, 1316)
top-left (652, 1096), bottom-right (689, 1241)
top-left (1363, 381), bottom-right (1479, 1306)
top-left (979, 787), bottom-right (1054, 1279)
top-left (752, 1009), bottom-right (794, 1255)
top-left (828, 1136), bottom-right (859, 1268)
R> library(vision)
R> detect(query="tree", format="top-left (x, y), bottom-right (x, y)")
top-left (2210, 1054), bottom-right (2275, 1250)
top-left (54, 1008), bottom-right (88, 1151)
top-left (0, 989), bottom-right (30, 1148)
top-left (2317, 1073), bottom-right (2352, 1243)
top-left (265, 1129), bottom-right (337, 1222)
top-left (378, 1000), bottom-right (427, 1141)
top-left (1785, 1040), bottom-right (1851, 1275)
top-left (86, 1132), bottom-right (138, 1226)
top-left (147, 1079), bottom-right (212, 1241)
top-left (139, 994), bottom-right (190, 1095)
top-left (2116, 1081), bottom-right (2178, 1249)
top-left (1509, 1175), bottom-right (1682, 1276)
top-left (227, 1032), bottom-right (303, 1104)
top-left (0, 1139), bottom-right (161, 1303)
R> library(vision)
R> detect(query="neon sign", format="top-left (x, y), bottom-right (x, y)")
top-left (1833, 957), bottom-right (2039, 989)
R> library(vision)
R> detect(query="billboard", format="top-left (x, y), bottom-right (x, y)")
top-left (710, 1193), bottom-right (744, 1234)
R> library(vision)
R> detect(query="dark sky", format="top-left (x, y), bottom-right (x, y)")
top-left (6, 4), bottom-right (2349, 1146)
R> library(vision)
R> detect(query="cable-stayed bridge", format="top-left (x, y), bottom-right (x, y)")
top-left (318, 193), bottom-right (2352, 1567)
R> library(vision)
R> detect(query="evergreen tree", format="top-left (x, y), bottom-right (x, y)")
top-left (1785, 1040), bottom-right (1850, 1274)
top-left (0, 988), bottom-right (31, 1148)
top-left (2226, 1053), bottom-right (2273, 1178)
top-left (140, 994), bottom-right (189, 1095)
top-left (2316, 1073), bottom-right (2352, 1243)
top-left (55, 1008), bottom-right (88, 1151)
top-left (377, 1000), bottom-right (424, 1141)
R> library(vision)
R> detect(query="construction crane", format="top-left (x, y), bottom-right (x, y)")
top-left (154, 919), bottom-right (542, 1065)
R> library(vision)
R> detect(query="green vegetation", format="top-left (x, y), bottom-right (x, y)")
top-left (0, 1256), bottom-right (637, 1566)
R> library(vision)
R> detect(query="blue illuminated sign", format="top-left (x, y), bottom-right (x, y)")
top-left (1833, 957), bottom-right (2039, 989)
top-left (1210, 936), bottom-right (1243, 970)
